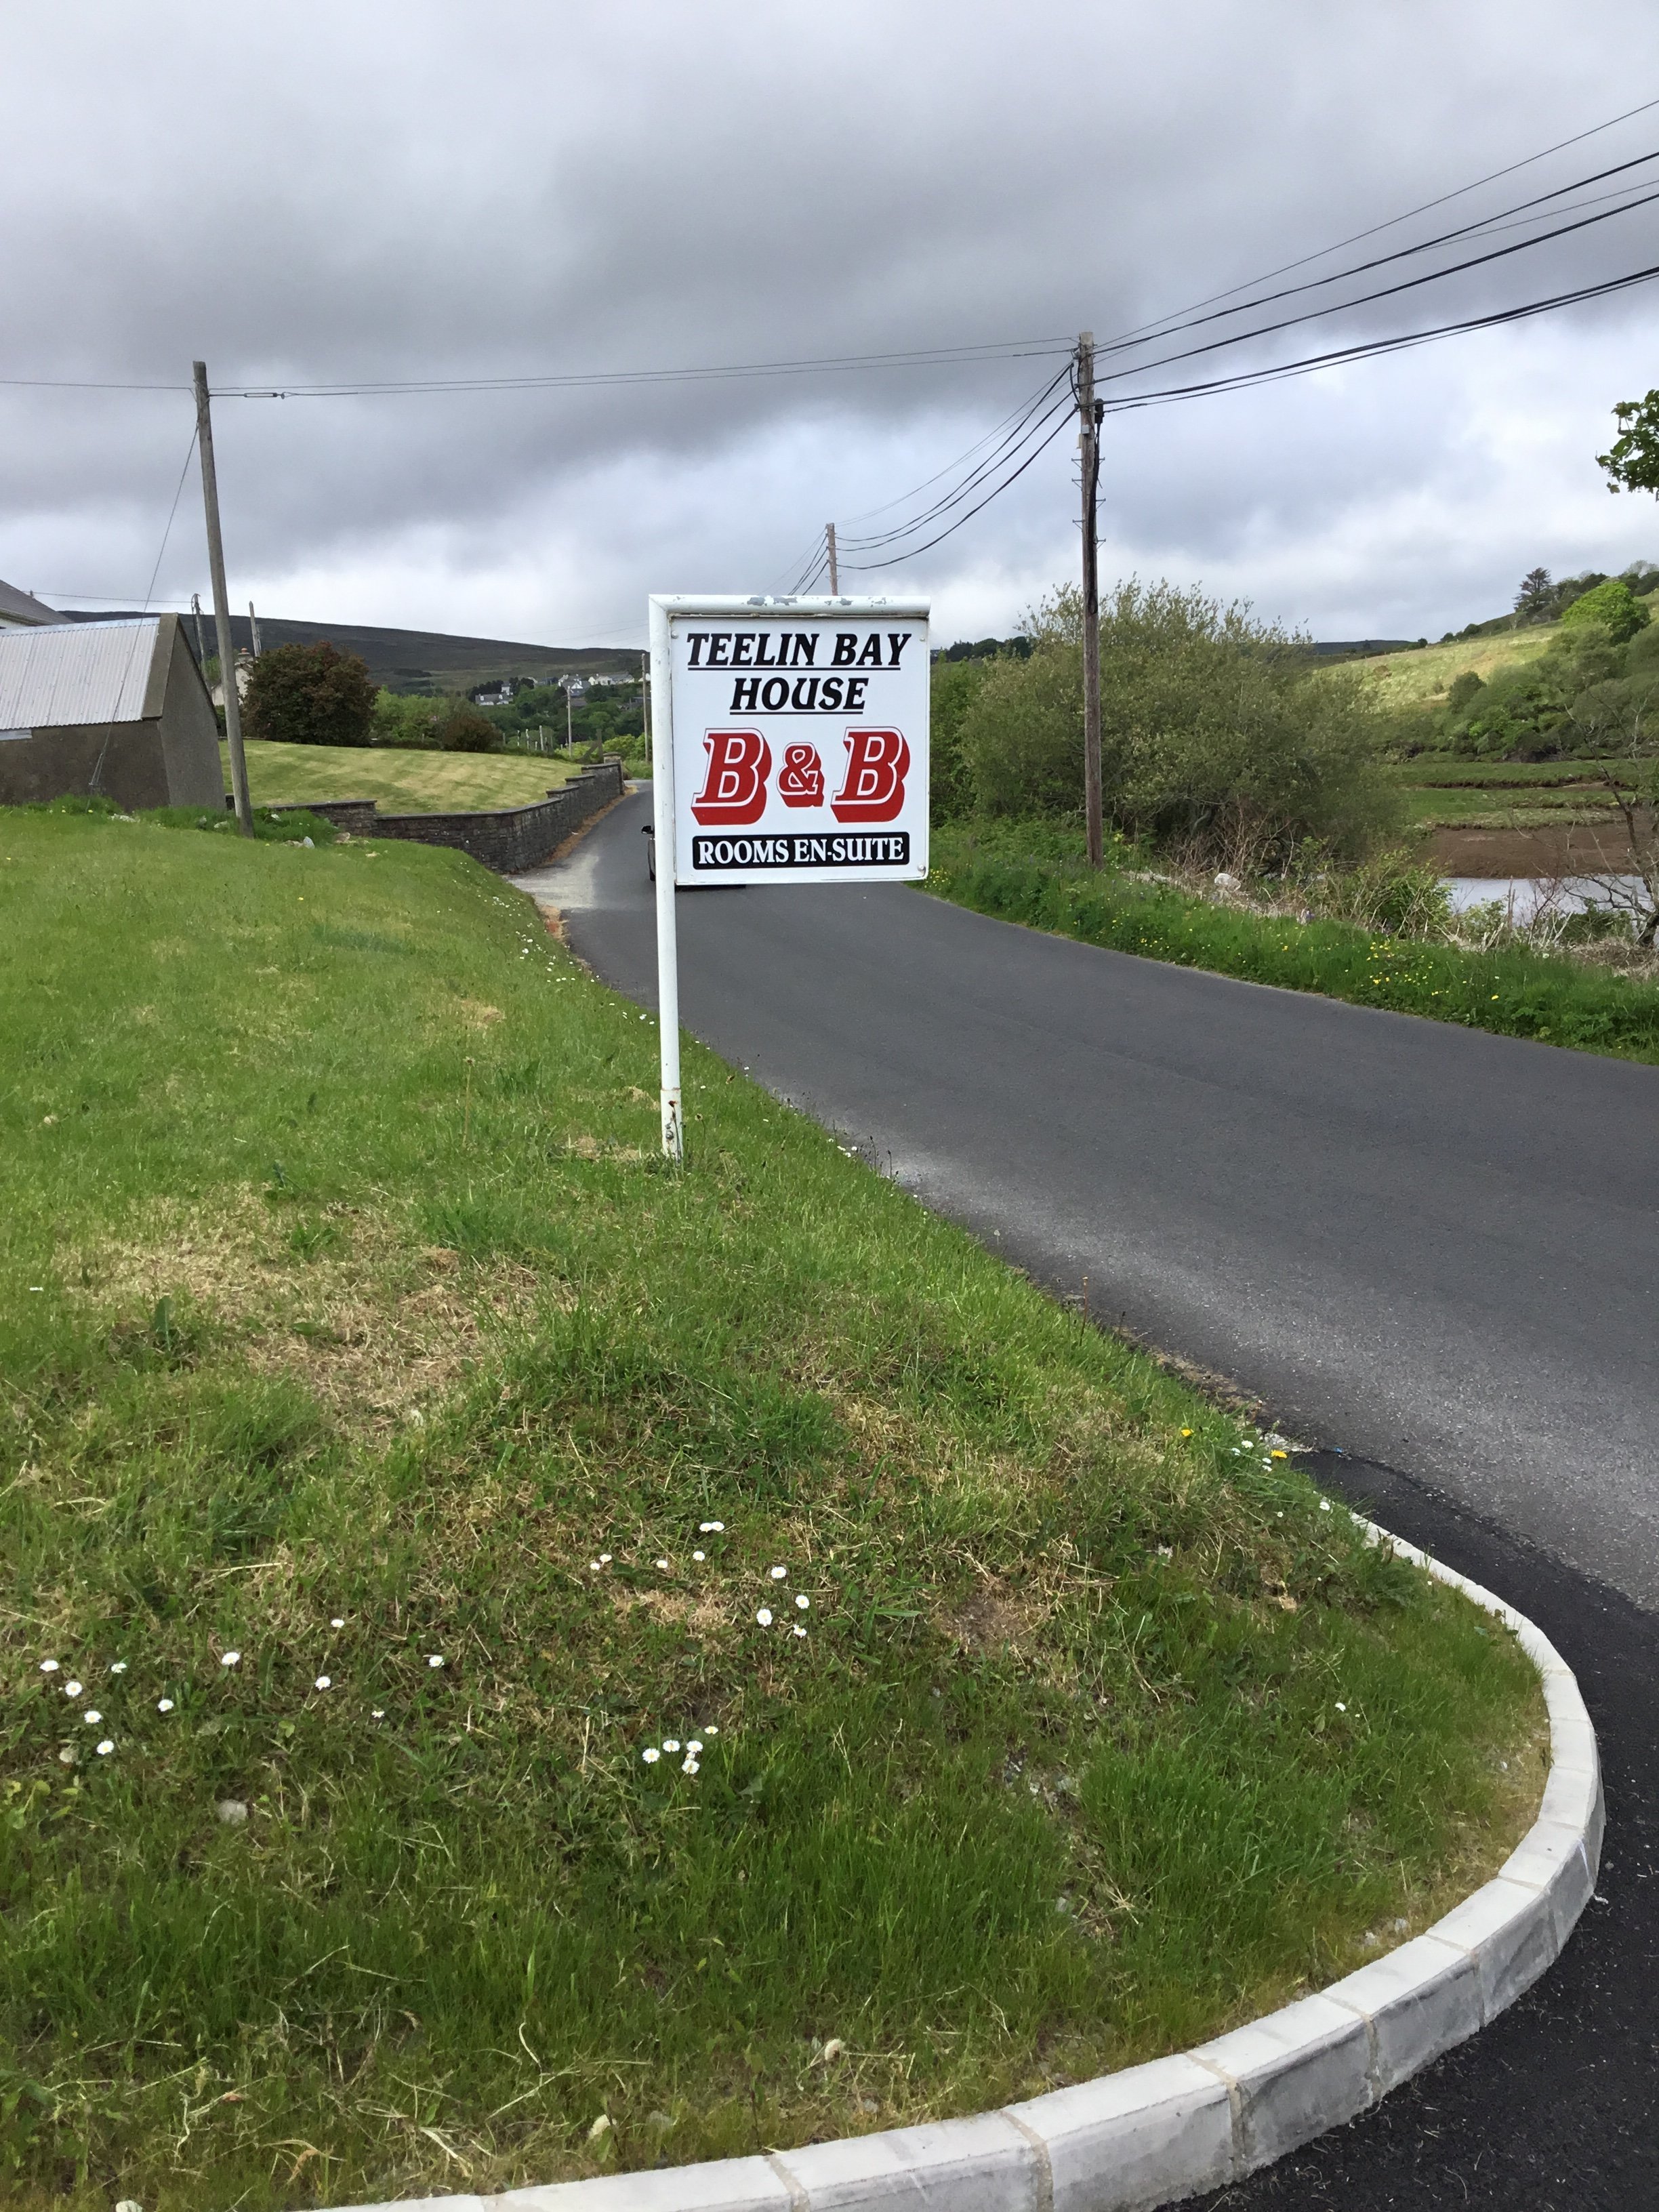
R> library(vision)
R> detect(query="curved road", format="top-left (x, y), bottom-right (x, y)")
top-left (519, 789), bottom-right (1658, 2209)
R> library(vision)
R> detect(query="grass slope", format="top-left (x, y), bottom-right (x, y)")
top-left (222, 738), bottom-right (581, 814)
top-left (0, 813), bottom-right (1540, 2209)
top-left (928, 822), bottom-right (1659, 1063)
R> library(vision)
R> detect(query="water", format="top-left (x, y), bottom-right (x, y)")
top-left (1443, 876), bottom-right (1646, 923)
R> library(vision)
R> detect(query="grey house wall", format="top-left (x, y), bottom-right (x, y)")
top-left (0, 615), bottom-right (222, 811)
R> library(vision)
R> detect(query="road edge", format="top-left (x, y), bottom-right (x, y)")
top-left (324, 1521), bottom-right (1603, 2212)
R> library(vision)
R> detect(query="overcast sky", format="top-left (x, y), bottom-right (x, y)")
top-left (5, 0), bottom-right (1659, 649)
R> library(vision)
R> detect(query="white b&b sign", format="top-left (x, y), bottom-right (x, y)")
top-left (644, 592), bottom-right (929, 1160)
top-left (652, 594), bottom-right (929, 886)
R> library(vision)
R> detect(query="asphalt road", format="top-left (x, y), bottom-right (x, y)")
top-left (518, 790), bottom-right (1659, 2209)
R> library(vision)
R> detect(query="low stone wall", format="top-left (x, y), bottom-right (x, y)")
top-left (249, 760), bottom-right (626, 872)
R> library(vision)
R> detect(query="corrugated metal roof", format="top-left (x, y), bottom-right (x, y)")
top-left (0, 578), bottom-right (62, 626)
top-left (0, 619), bottom-right (161, 729)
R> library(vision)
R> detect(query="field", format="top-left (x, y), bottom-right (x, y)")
top-left (220, 739), bottom-right (583, 815)
top-left (1353, 630), bottom-right (1559, 710)
top-left (0, 808), bottom-right (1543, 2210)
top-left (1389, 764), bottom-right (1626, 832)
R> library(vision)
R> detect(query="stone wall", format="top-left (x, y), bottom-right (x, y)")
top-left (253, 760), bottom-right (626, 871)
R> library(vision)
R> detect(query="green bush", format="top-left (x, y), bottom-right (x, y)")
top-left (369, 689), bottom-right (442, 748)
top-left (243, 642), bottom-right (377, 747)
top-left (957, 581), bottom-right (1398, 864)
top-left (1559, 577), bottom-right (1651, 644)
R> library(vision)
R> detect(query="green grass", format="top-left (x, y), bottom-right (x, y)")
top-left (222, 738), bottom-right (585, 814)
top-left (0, 811), bottom-right (1542, 2209)
top-left (1351, 628), bottom-right (1563, 709)
top-left (927, 821), bottom-right (1659, 1063)
top-left (1385, 760), bottom-right (1630, 832)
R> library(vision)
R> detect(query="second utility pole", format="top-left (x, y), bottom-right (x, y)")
top-left (825, 522), bottom-right (840, 595)
top-left (192, 361), bottom-right (254, 836)
top-left (1077, 331), bottom-right (1103, 869)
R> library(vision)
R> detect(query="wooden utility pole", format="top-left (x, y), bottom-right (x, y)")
top-left (192, 362), bottom-right (253, 836)
top-left (825, 522), bottom-right (840, 596)
top-left (1077, 331), bottom-right (1103, 868)
top-left (248, 600), bottom-right (263, 657)
top-left (565, 676), bottom-right (575, 751)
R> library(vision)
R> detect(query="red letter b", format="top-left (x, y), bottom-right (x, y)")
top-left (831, 729), bottom-right (909, 823)
top-left (691, 729), bottom-right (771, 824)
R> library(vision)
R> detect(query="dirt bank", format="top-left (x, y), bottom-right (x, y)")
top-left (1426, 822), bottom-right (1640, 878)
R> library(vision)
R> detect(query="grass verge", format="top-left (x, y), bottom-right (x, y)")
top-left (1, 808), bottom-right (1542, 2208)
top-left (220, 737), bottom-right (583, 814)
top-left (927, 820), bottom-right (1659, 1065)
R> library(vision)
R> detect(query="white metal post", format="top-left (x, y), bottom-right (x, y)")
top-left (647, 598), bottom-right (682, 1162)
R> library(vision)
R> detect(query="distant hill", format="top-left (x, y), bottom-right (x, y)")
top-left (56, 610), bottom-right (638, 695)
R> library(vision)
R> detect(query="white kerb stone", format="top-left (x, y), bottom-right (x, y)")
top-left (1193, 1992), bottom-right (1372, 2173)
top-left (773, 2110), bottom-right (1040, 2212)
top-left (1007, 2052), bottom-right (1235, 2211)
top-left (1322, 1933), bottom-right (1482, 2096)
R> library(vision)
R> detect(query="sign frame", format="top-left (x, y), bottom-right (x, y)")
top-left (647, 592), bottom-right (931, 1160)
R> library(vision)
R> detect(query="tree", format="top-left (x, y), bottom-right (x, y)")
top-left (1597, 390), bottom-right (1659, 497)
top-left (1513, 567), bottom-right (1553, 623)
top-left (956, 580), bottom-right (1398, 864)
top-left (1558, 577), bottom-right (1651, 646)
top-left (243, 642), bottom-right (377, 747)
top-left (437, 703), bottom-right (499, 752)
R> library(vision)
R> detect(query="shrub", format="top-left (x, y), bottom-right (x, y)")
top-left (369, 689), bottom-right (442, 747)
top-left (436, 704), bottom-right (499, 753)
top-left (958, 580), bottom-right (1398, 864)
top-left (242, 642), bottom-right (377, 747)
top-left (1559, 577), bottom-right (1650, 645)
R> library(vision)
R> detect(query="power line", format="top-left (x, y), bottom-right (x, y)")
top-left (1094, 148), bottom-right (1659, 365)
top-left (140, 426), bottom-right (200, 611)
top-left (1096, 90), bottom-right (1659, 351)
top-left (1092, 182), bottom-right (1659, 396)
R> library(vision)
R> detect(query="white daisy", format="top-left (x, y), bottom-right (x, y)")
top-left (769, 1565), bottom-right (787, 1581)
top-left (110, 1661), bottom-right (128, 1674)
top-left (83, 1710), bottom-right (102, 1725)
top-left (96, 1740), bottom-right (114, 1756)
top-left (157, 1698), bottom-right (175, 1713)
top-left (428, 1655), bottom-right (445, 1669)
top-left (795, 1595), bottom-right (809, 1611)
top-left (330, 1617), bottom-right (346, 1629)
top-left (64, 1681), bottom-right (83, 1698)
top-left (315, 1675), bottom-right (332, 1691)
top-left (688, 1739), bottom-right (703, 1754)
top-left (655, 1559), bottom-right (670, 1571)
top-left (371, 1708), bottom-right (385, 1719)
top-left (693, 1550), bottom-right (705, 1561)
top-left (39, 1660), bottom-right (60, 1673)
top-left (682, 1755), bottom-right (699, 1775)
top-left (221, 1651), bottom-right (241, 1668)
top-left (663, 1738), bottom-right (681, 1753)
top-left (756, 1608), bottom-right (773, 1627)
top-left (642, 1746), bottom-right (661, 1763)
top-left (793, 1626), bottom-right (807, 1639)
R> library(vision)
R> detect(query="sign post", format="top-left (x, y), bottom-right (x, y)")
top-left (647, 592), bottom-right (930, 1162)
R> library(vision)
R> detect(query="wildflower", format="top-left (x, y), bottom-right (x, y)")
top-left (682, 1755), bottom-right (699, 1775)
top-left (756, 1608), bottom-right (773, 1626)
top-left (599, 1553), bottom-right (612, 1564)
top-left (704, 1725), bottom-right (720, 1736)
top-left (1335, 1702), bottom-right (1347, 1713)
top-left (1156, 1545), bottom-right (1173, 1559)
top-left (39, 1660), bottom-right (59, 1673)
top-left (693, 1550), bottom-right (705, 1561)
top-left (1181, 1427), bottom-right (1192, 1437)
top-left (221, 1651), bottom-right (241, 1668)
top-left (83, 1710), bottom-right (102, 1725)
top-left (427, 1655), bottom-right (445, 1669)
top-left (330, 1617), bottom-right (346, 1629)
top-left (793, 1626), bottom-right (807, 1639)
top-left (110, 1661), bottom-right (128, 1673)
top-left (655, 1558), bottom-right (670, 1571)
top-left (699, 1520), bottom-right (724, 1534)
top-left (96, 1740), bottom-right (114, 1755)
top-left (590, 1561), bottom-right (603, 1572)
top-left (64, 1680), bottom-right (83, 1698)
top-left (642, 1747), bottom-right (661, 1764)
top-left (795, 1594), bottom-right (810, 1610)
top-left (1319, 1500), bottom-right (1332, 1513)
top-left (769, 1565), bottom-right (787, 1581)
top-left (157, 1698), bottom-right (175, 1713)
top-left (315, 1675), bottom-right (332, 1691)
top-left (688, 1739), bottom-right (703, 1754)
top-left (371, 1708), bottom-right (385, 1719)
top-left (58, 1746), bottom-right (75, 1765)
top-left (1271, 1450), bottom-right (1288, 1460)
top-left (663, 1738), bottom-right (681, 1753)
